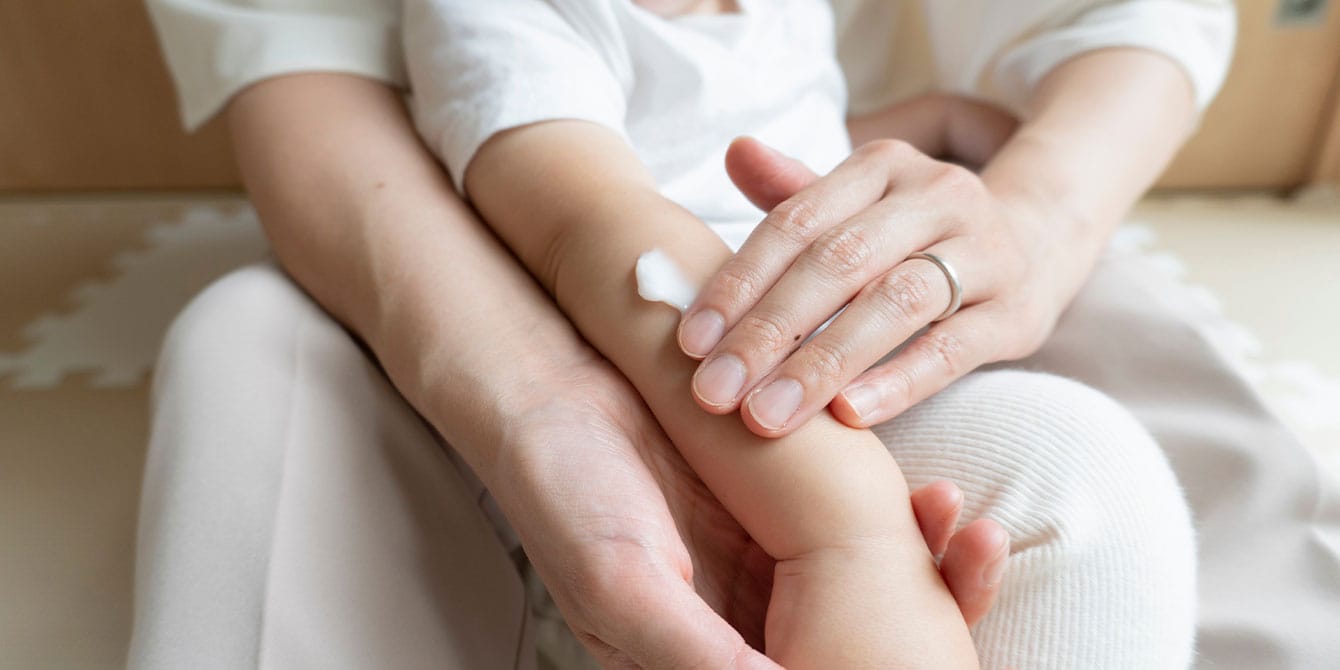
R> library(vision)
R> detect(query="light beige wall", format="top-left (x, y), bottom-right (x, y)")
top-left (1160, 0), bottom-right (1340, 189)
top-left (1, 0), bottom-right (1338, 192)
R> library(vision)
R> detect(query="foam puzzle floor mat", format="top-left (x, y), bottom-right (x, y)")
top-left (2, 193), bottom-right (1336, 669)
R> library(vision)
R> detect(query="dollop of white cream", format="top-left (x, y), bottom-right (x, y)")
top-left (635, 248), bottom-right (699, 312)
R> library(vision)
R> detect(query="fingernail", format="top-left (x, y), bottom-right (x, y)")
top-left (748, 378), bottom-right (804, 430)
top-left (982, 531), bottom-right (1009, 587)
top-left (840, 384), bottom-right (881, 422)
top-left (680, 310), bottom-right (725, 358)
top-left (944, 483), bottom-right (963, 508)
top-left (694, 354), bottom-right (747, 407)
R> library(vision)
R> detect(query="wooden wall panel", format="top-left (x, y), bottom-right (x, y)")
top-left (0, 0), bottom-right (1337, 192)
top-left (1159, 0), bottom-right (1340, 189)
top-left (0, 1), bottom-right (238, 191)
top-left (1313, 95), bottom-right (1340, 186)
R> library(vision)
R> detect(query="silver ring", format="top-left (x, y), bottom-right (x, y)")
top-left (907, 252), bottom-right (962, 322)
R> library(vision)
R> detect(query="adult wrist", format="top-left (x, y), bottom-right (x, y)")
top-left (984, 129), bottom-right (1110, 253)
top-left (372, 267), bottom-right (606, 483)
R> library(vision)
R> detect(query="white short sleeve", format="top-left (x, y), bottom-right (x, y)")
top-left (145, 0), bottom-right (403, 131)
top-left (403, 0), bottom-right (630, 193)
top-left (922, 0), bottom-right (1236, 115)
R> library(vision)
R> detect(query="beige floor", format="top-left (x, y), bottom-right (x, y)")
top-left (1136, 188), bottom-right (1340, 378)
top-left (1134, 189), bottom-right (1340, 474)
top-left (1, 196), bottom-right (260, 670)
top-left (1, 191), bottom-right (1337, 669)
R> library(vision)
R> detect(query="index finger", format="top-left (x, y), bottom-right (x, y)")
top-left (677, 139), bottom-right (931, 360)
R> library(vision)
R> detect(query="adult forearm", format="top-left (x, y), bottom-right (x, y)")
top-left (225, 73), bottom-right (592, 481)
top-left (981, 48), bottom-right (1197, 301)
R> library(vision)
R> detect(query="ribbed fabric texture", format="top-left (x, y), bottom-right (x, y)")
top-left (873, 370), bottom-right (1197, 670)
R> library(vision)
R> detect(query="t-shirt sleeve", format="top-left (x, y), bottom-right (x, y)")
top-left (923, 0), bottom-right (1236, 116)
top-left (403, 0), bottom-right (630, 194)
top-left (145, 0), bottom-right (404, 131)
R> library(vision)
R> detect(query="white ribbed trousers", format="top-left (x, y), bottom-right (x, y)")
top-left (128, 256), bottom-right (1340, 669)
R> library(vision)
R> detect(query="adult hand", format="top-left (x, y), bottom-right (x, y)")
top-left (491, 350), bottom-right (1008, 667)
top-left (680, 125), bottom-right (1072, 436)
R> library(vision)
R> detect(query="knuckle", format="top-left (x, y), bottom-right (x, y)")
top-left (765, 198), bottom-right (824, 243)
top-left (875, 363), bottom-right (917, 410)
top-left (871, 268), bottom-right (935, 324)
top-left (572, 542), bottom-right (651, 612)
top-left (930, 162), bottom-right (979, 196)
top-left (917, 329), bottom-right (968, 376)
top-left (860, 137), bottom-right (917, 162)
top-left (714, 261), bottom-right (765, 306)
top-left (735, 311), bottom-right (793, 354)
top-left (795, 338), bottom-right (851, 387)
top-left (807, 227), bottom-right (875, 280)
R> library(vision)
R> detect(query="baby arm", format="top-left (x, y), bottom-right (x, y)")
top-left (464, 120), bottom-right (977, 669)
top-left (847, 94), bottom-right (1018, 169)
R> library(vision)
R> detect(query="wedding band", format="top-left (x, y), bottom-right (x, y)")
top-left (907, 251), bottom-right (962, 322)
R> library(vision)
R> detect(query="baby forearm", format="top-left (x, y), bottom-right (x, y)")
top-left (847, 93), bottom-right (1018, 169)
top-left (468, 122), bottom-right (913, 558)
top-left (467, 121), bottom-right (977, 668)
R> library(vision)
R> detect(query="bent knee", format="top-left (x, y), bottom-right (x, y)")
top-left (878, 370), bottom-right (1192, 545)
top-left (159, 263), bottom-right (315, 363)
top-left (153, 263), bottom-right (366, 407)
top-left (918, 373), bottom-right (1199, 667)
top-left (962, 370), bottom-right (1173, 488)
top-left (146, 262), bottom-right (374, 467)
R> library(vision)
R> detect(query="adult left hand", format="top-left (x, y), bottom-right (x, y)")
top-left (680, 135), bottom-right (1076, 436)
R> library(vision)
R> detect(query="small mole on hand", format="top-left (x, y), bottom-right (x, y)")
top-left (794, 334), bottom-right (802, 341)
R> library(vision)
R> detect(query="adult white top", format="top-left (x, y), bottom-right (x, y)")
top-left (403, 0), bottom-right (852, 249)
top-left (146, 0), bottom-right (1236, 133)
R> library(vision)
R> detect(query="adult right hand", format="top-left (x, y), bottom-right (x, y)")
top-left (488, 347), bottom-right (1008, 668)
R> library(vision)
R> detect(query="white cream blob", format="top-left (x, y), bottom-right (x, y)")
top-left (635, 248), bottom-right (699, 312)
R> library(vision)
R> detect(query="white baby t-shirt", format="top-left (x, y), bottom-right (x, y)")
top-left (404, 0), bottom-right (853, 250)
top-left (148, 0), bottom-right (1235, 135)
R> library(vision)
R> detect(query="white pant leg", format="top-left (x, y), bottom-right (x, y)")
top-left (1018, 256), bottom-right (1340, 668)
top-left (874, 370), bottom-right (1197, 670)
top-left (128, 263), bottom-right (535, 670)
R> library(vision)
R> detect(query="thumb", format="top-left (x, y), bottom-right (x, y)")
top-left (592, 569), bottom-right (783, 670)
top-left (725, 136), bottom-right (820, 212)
